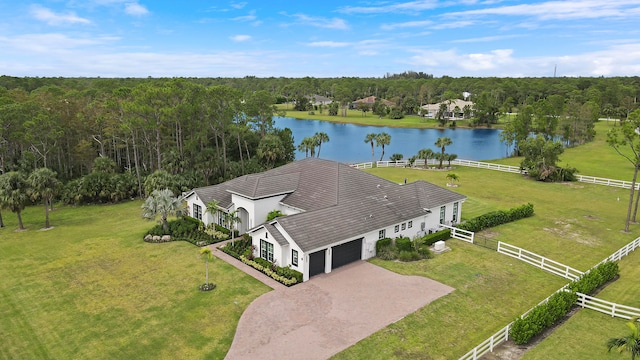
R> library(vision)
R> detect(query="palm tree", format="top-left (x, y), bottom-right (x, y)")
top-left (607, 317), bottom-right (640, 360)
top-left (0, 172), bottom-right (29, 230)
top-left (446, 173), bottom-right (460, 187)
top-left (141, 189), bottom-right (186, 233)
top-left (200, 247), bottom-right (214, 286)
top-left (257, 134), bottom-right (284, 169)
top-left (224, 209), bottom-right (242, 235)
top-left (205, 200), bottom-right (219, 224)
top-left (27, 168), bottom-right (61, 229)
top-left (313, 132), bottom-right (330, 157)
top-left (446, 153), bottom-right (458, 167)
top-left (376, 132), bottom-right (391, 161)
top-left (435, 137), bottom-right (453, 169)
top-left (364, 133), bottom-right (377, 163)
top-left (417, 148), bottom-right (435, 169)
top-left (297, 137), bottom-right (315, 158)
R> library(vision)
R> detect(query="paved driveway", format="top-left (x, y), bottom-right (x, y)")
top-left (225, 261), bottom-right (454, 360)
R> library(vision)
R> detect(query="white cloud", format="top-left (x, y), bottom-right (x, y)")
top-left (282, 13), bottom-right (349, 30)
top-left (339, 0), bottom-right (440, 14)
top-left (30, 4), bottom-right (91, 25)
top-left (230, 2), bottom-right (247, 10)
top-left (381, 20), bottom-right (432, 31)
top-left (0, 33), bottom-right (119, 54)
top-left (230, 35), bottom-right (251, 42)
top-left (452, 34), bottom-right (520, 43)
top-left (124, 2), bottom-right (149, 16)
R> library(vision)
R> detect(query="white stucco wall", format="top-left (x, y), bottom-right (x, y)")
top-left (185, 193), bottom-right (208, 225)
top-left (231, 193), bottom-right (287, 232)
top-left (249, 227), bottom-right (285, 267)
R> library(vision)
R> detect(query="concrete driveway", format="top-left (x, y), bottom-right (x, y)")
top-left (225, 261), bottom-right (454, 360)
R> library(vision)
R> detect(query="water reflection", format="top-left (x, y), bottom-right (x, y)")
top-left (274, 117), bottom-right (508, 163)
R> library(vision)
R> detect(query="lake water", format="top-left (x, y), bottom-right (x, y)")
top-left (274, 117), bottom-right (508, 163)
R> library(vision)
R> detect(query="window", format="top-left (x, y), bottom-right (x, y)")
top-left (292, 249), bottom-right (298, 266)
top-left (394, 225), bottom-right (400, 233)
top-left (193, 204), bottom-right (202, 221)
top-left (408, 221), bottom-right (413, 228)
top-left (401, 223), bottom-right (406, 230)
top-left (378, 229), bottom-right (386, 239)
top-left (440, 206), bottom-right (446, 224)
top-left (260, 239), bottom-right (274, 262)
top-left (453, 202), bottom-right (459, 223)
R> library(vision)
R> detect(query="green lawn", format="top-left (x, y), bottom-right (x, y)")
top-left (0, 202), bottom-right (270, 360)
top-left (331, 166), bottom-right (639, 359)
top-left (522, 248), bottom-right (640, 360)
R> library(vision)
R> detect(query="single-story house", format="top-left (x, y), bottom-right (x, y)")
top-left (184, 158), bottom-right (466, 281)
top-left (307, 94), bottom-right (333, 106)
top-left (351, 96), bottom-right (394, 109)
top-left (421, 99), bottom-right (474, 119)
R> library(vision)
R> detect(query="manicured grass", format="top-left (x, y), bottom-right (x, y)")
top-left (0, 201), bottom-right (270, 360)
top-left (521, 249), bottom-right (640, 360)
top-left (332, 165), bottom-right (639, 359)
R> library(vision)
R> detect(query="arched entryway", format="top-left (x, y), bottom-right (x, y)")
top-left (236, 207), bottom-right (249, 234)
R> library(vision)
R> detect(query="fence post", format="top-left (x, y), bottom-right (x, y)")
top-left (611, 303), bottom-right (616, 317)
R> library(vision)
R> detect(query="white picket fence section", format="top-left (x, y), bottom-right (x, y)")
top-left (352, 159), bottom-right (640, 190)
top-left (439, 223), bottom-right (475, 243)
top-left (460, 236), bottom-right (640, 360)
top-left (576, 292), bottom-right (640, 320)
top-left (497, 242), bottom-right (583, 280)
top-left (459, 324), bottom-right (511, 360)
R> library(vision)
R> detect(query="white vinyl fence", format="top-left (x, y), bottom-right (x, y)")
top-left (576, 175), bottom-right (640, 190)
top-left (439, 223), bottom-right (474, 243)
top-left (576, 292), bottom-right (640, 320)
top-left (460, 235), bottom-right (640, 359)
top-left (496, 242), bottom-right (583, 281)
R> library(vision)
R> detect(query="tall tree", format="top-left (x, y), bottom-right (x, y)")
top-left (364, 133), bottom-right (377, 163)
top-left (607, 109), bottom-right (640, 232)
top-left (417, 148), bottom-right (435, 169)
top-left (375, 132), bottom-right (391, 161)
top-left (0, 171), bottom-right (29, 230)
top-left (200, 247), bottom-right (215, 288)
top-left (257, 134), bottom-right (284, 169)
top-left (27, 168), bottom-right (61, 229)
top-left (141, 189), bottom-right (185, 233)
top-left (245, 90), bottom-right (279, 138)
top-left (434, 137), bottom-right (453, 169)
top-left (297, 136), bottom-right (316, 158)
top-left (313, 132), bottom-right (330, 157)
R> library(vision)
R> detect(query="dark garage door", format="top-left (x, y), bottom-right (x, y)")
top-left (331, 238), bottom-right (363, 270)
top-left (309, 249), bottom-right (326, 277)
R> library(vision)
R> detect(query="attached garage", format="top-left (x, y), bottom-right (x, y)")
top-left (331, 238), bottom-right (363, 270)
top-left (309, 249), bottom-right (326, 277)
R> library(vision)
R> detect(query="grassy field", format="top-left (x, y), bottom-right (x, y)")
top-left (0, 202), bottom-right (270, 359)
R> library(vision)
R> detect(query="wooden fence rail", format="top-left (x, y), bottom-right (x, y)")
top-left (497, 242), bottom-right (583, 280)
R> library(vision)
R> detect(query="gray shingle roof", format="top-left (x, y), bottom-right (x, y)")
top-left (192, 158), bottom-right (466, 252)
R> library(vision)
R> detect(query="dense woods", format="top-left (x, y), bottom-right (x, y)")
top-left (0, 74), bottom-right (639, 208)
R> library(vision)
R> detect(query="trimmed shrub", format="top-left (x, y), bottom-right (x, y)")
top-left (239, 256), bottom-right (299, 286)
top-left (420, 229), bottom-right (451, 246)
top-left (510, 290), bottom-right (577, 344)
top-left (395, 237), bottom-right (412, 252)
top-left (458, 203), bottom-right (534, 232)
top-left (417, 245), bottom-right (434, 259)
top-left (376, 238), bottom-right (392, 252)
top-left (144, 217), bottom-right (222, 246)
top-left (568, 261), bottom-right (619, 294)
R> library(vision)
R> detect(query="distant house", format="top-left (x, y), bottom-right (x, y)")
top-left (421, 99), bottom-right (474, 119)
top-left (184, 158), bottom-right (465, 281)
top-left (351, 96), bottom-right (394, 109)
top-left (308, 94), bottom-right (333, 106)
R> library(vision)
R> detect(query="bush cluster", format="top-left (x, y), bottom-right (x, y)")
top-left (376, 236), bottom-right (432, 262)
top-left (510, 291), bottom-right (577, 344)
top-left (509, 260), bottom-right (619, 345)
top-left (419, 229), bottom-right (451, 246)
top-left (457, 203), bottom-right (534, 232)
top-left (221, 235), bottom-right (253, 258)
top-left (568, 261), bottom-right (619, 294)
top-left (239, 256), bottom-right (302, 286)
top-left (144, 217), bottom-right (224, 246)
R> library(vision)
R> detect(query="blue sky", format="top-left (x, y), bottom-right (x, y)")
top-left (1, 0), bottom-right (639, 78)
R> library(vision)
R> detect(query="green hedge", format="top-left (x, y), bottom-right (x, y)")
top-left (509, 260), bottom-right (619, 344)
top-left (458, 203), bottom-right (534, 232)
top-left (396, 237), bottom-right (412, 252)
top-left (144, 217), bottom-right (223, 246)
top-left (239, 255), bottom-right (302, 286)
top-left (510, 291), bottom-right (577, 344)
top-left (420, 229), bottom-right (451, 246)
top-left (568, 261), bottom-right (619, 294)
top-left (376, 238), bottom-right (392, 252)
